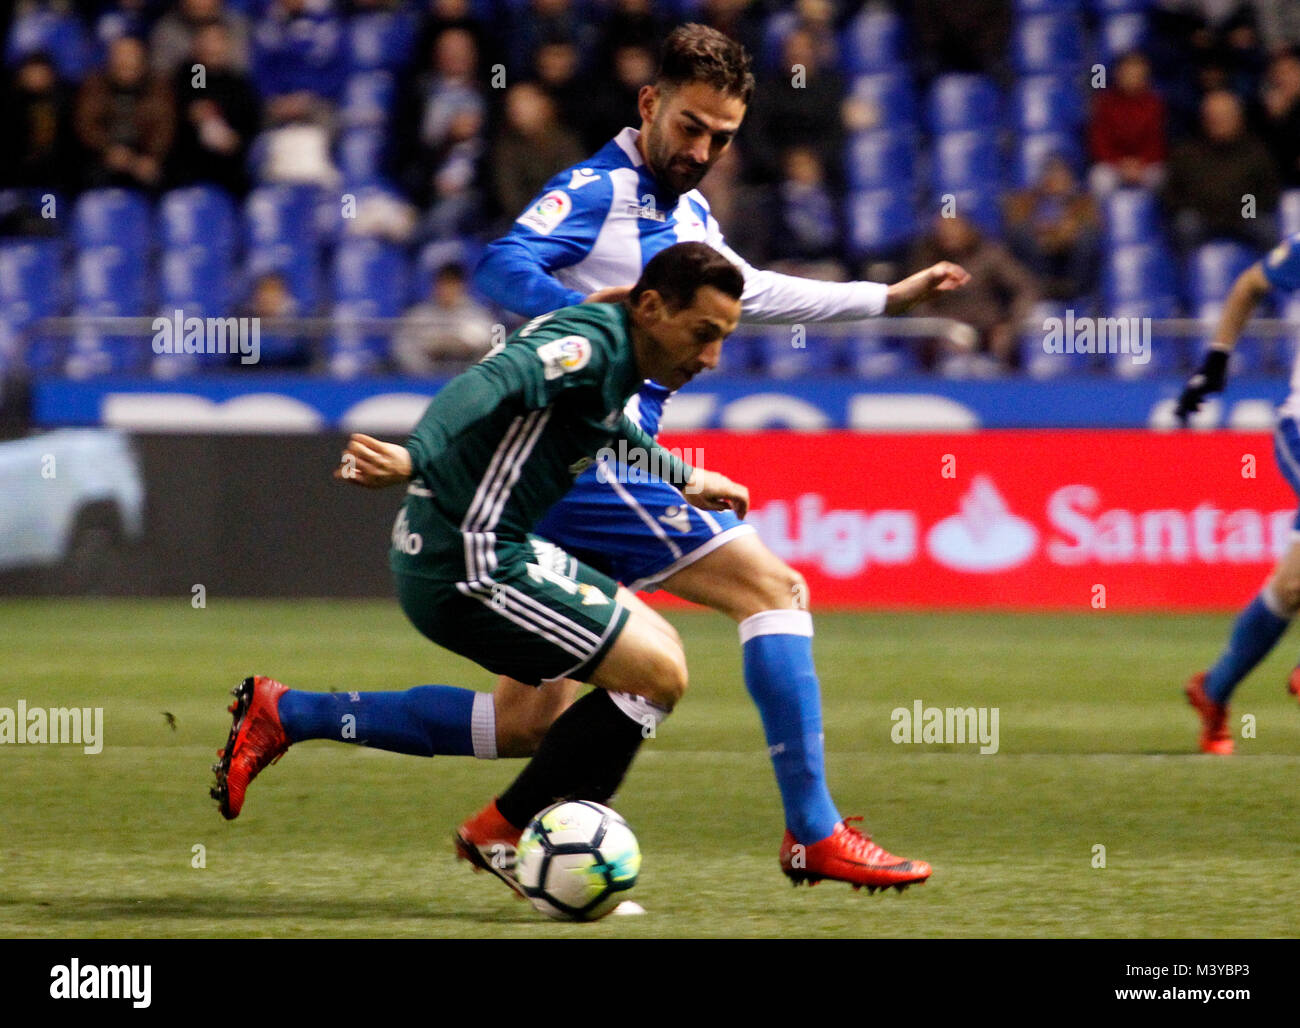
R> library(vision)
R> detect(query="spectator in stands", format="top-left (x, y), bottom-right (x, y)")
top-left (152, 0), bottom-right (250, 76)
top-left (909, 0), bottom-right (1012, 84)
top-left (743, 26), bottom-right (845, 192)
top-left (1255, 1), bottom-right (1300, 56)
top-left (698, 0), bottom-right (766, 71)
top-left (167, 22), bottom-right (260, 196)
top-left (413, 0), bottom-right (501, 86)
top-left (490, 82), bottom-right (583, 229)
top-left (93, 0), bottom-right (155, 54)
top-left (769, 146), bottom-right (843, 277)
top-left (392, 262), bottom-right (494, 374)
top-left (392, 26), bottom-right (486, 232)
top-left (75, 34), bottom-right (174, 191)
top-left (1254, 50), bottom-right (1300, 187)
top-left (1005, 155), bottom-right (1101, 303)
top-left (1088, 52), bottom-right (1168, 196)
top-left (1163, 88), bottom-right (1279, 255)
top-left (908, 213), bottom-right (1039, 371)
top-left (253, 0), bottom-right (346, 131)
top-left (1, 52), bottom-right (79, 197)
top-left (1154, 0), bottom-right (1267, 99)
top-left (580, 43), bottom-right (655, 151)
top-left (507, 0), bottom-right (593, 81)
top-left (243, 271), bottom-right (310, 368)
top-left (596, 0), bottom-right (663, 72)
top-left (697, 139), bottom-right (769, 265)
top-left (532, 40), bottom-right (587, 132)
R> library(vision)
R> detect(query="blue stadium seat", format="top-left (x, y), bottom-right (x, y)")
top-left (244, 184), bottom-right (321, 248)
top-left (341, 70), bottom-right (396, 129)
top-left (1021, 300), bottom-right (1097, 379)
top-left (927, 74), bottom-right (1001, 133)
top-left (1187, 241), bottom-right (1254, 305)
top-left (848, 73), bottom-right (918, 131)
top-left (5, 8), bottom-right (95, 81)
top-left (1012, 132), bottom-right (1083, 188)
top-left (1091, 0), bottom-right (1151, 13)
top-left (1103, 187), bottom-right (1161, 246)
top-left (74, 245), bottom-right (149, 313)
top-left (1106, 296), bottom-right (1181, 378)
top-left (1280, 189), bottom-right (1300, 238)
top-left (1105, 242), bottom-right (1178, 304)
top-left (846, 335), bottom-right (922, 377)
top-left (941, 188), bottom-right (1003, 235)
top-left (1012, 15), bottom-right (1085, 74)
top-left (933, 131), bottom-right (1001, 190)
top-left (1010, 75), bottom-right (1085, 133)
top-left (73, 190), bottom-right (153, 251)
top-left (846, 131), bottom-right (919, 191)
top-left (246, 241), bottom-right (320, 313)
top-left (1099, 12), bottom-right (1149, 61)
top-left (847, 189), bottom-right (917, 257)
top-left (159, 246), bottom-right (233, 315)
top-left (0, 239), bottom-right (65, 322)
top-left (329, 239), bottom-right (410, 376)
top-left (754, 329), bottom-right (841, 379)
top-left (841, 6), bottom-right (905, 75)
top-left (411, 238), bottom-right (486, 304)
top-left (158, 186), bottom-right (238, 255)
top-left (338, 128), bottom-right (388, 188)
top-left (347, 9), bottom-right (417, 72)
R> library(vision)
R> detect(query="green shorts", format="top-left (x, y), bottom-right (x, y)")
top-left (394, 537), bottom-right (630, 686)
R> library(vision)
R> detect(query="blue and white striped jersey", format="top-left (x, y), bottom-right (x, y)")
top-left (474, 127), bottom-right (888, 436)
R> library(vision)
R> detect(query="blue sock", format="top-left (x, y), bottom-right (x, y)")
top-left (740, 610), bottom-right (841, 844)
top-left (1204, 591), bottom-right (1291, 703)
top-left (277, 685), bottom-right (496, 758)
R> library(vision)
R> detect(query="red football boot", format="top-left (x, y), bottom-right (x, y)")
top-left (454, 799), bottom-right (525, 896)
top-left (780, 818), bottom-right (932, 892)
top-left (210, 675), bottom-right (290, 819)
top-left (1288, 666), bottom-right (1300, 704)
top-left (1185, 671), bottom-right (1233, 755)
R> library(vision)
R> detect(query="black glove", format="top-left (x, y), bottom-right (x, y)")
top-left (1174, 349), bottom-right (1229, 424)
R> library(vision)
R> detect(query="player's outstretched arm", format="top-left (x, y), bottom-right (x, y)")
top-left (883, 261), bottom-right (972, 315)
top-left (1175, 262), bottom-right (1271, 424)
top-left (334, 433), bottom-right (413, 488)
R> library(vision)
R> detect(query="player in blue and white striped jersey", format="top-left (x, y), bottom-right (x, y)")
top-left (449, 24), bottom-right (969, 890)
top-left (1178, 233), bottom-right (1300, 753)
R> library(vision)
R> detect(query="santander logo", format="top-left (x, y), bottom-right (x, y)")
top-left (926, 475), bottom-right (1039, 573)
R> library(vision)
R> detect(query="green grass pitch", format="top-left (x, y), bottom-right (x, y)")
top-left (2, 599), bottom-right (1297, 938)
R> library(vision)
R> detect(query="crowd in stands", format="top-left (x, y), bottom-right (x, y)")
top-left (3, 0), bottom-right (1300, 378)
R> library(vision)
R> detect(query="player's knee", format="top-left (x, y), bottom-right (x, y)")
top-left (641, 646), bottom-right (688, 709)
top-left (744, 557), bottom-right (808, 615)
top-left (1268, 574), bottom-right (1300, 615)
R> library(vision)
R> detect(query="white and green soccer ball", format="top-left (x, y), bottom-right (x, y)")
top-left (516, 800), bottom-right (641, 921)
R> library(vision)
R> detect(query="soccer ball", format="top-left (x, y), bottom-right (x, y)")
top-left (516, 800), bottom-right (641, 921)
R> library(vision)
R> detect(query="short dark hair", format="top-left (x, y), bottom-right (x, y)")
top-left (629, 242), bottom-right (745, 312)
top-left (656, 23), bottom-right (755, 105)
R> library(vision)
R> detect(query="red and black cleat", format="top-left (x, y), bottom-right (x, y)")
top-left (780, 818), bottom-right (932, 892)
top-left (1186, 671), bottom-right (1233, 755)
top-left (210, 675), bottom-right (290, 819)
top-left (453, 798), bottom-right (525, 897)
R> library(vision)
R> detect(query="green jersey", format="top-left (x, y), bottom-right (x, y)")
top-left (391, 302), bottom-right (694, 581)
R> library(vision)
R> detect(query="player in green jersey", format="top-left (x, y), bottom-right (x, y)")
top-left (212, 243), bottom-right (748, 853)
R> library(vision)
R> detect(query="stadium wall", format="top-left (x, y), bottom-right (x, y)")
top-left (1, 429), bottom-right (1291, 610)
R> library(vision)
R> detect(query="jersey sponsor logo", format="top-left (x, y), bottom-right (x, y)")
top-left (391, 506), bottom-right (423, 556)
top-left (626, 199), bottom-right (666, 222)
top-left (568, 168), bottom-right (600, 190)
top-left (536, 334), bottom-right (592, 380)
top-left (578, 583), bottom-right (610, 606)
top-left (658, 505), bottom-right (691, 532)
top-left (517, 190), bottom-right (572, 235)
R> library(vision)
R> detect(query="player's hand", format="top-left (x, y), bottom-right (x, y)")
top-left (583, 285), bottom-right (634, 304)
top-left (1174, 349), bottom-right (1229, 425)
top-left (334, 433), bottom-right (413, 488)
top-left (683, 468), bottom-right (749, 518)
top-left (924, 261), bottom-right (971, 295)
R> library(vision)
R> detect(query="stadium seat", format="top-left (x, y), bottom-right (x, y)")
top-left (1010, 75), bottom-right (1086, 134)
top-left (246, 240), bottom-right (320, 314)
top-left (340, 70), bottom-right (397, 130)
top-left (846, 334), bottom-right (922, 377)
top-left (927, 74), bottom-right (1001, 133)
top-left (411, 238), bottom-right (486, 304)
top-left (74, 245), bottom-right (148, 314)
top-left (754, 329), bottom-right (841, 379)
top-left (72, 190), bottom-right (153, 251)
top-left (1103, 187), bottom-right (1161, 246)
top-left (1012, 15), bottom-right (1085, 74)
top-left (1107, 296), bottom-right (1182, 379)
top-left (347, 8), bottom-right (417, 72)
top-left (1187, 241), bottom-right (1254, 305)
top-left (158, 186), bottom-right (238, 255)
top-left (1280, 189), bottom-right (1300, 238)
top-left (337, 128), bottom-right (388, 188)
top-left (846, 131), bottom-right (919, 191)
top-left (933, 131), bottom-right (1001, 190)
top-left (329, 239), bottom-right (410, 375)
top-left (840, 6), bottom-right (905, 75)
top-left (1104, 242), bottom-right (1178, 305)
top-left (244, 184), bottom-right (321, 248)
top-left (0, 239), bottom-right (65, 323)
top-left (848, 73), bottom-right (918, 131)
top-left (1021, 300), bottom-right (1097, 379)
top-left (1012, 132), bottom-right (1083, 188)
top-left (159, 246), bottom-right (233, 316)
top-left (1099, 12), bottom-right (1149, 61)
top-left (1091, 0), bottom-right (1151, 13)
top-left (847, 189), bottom-right (917, 258)
top-left (5, 7), bottom-right (95, 81)
top-left (933, 188), bottom-right (1003, 236)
